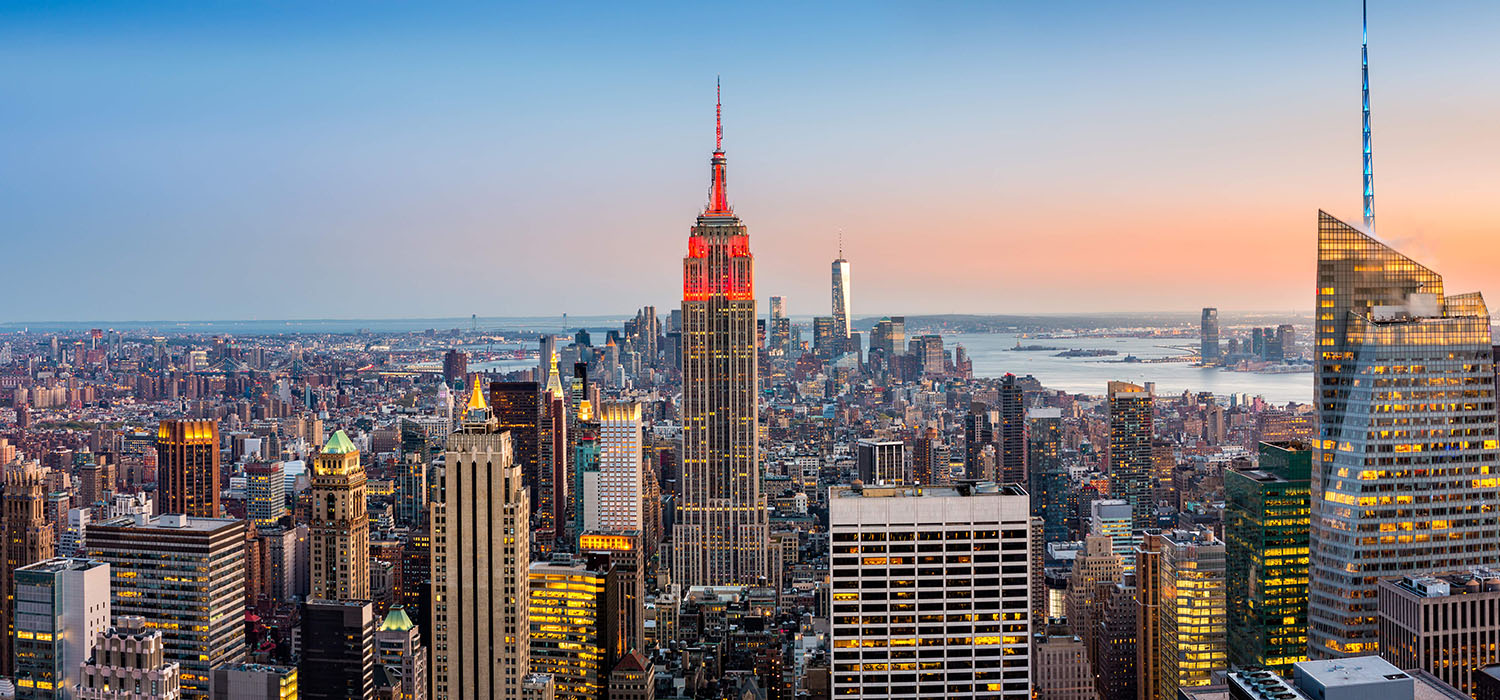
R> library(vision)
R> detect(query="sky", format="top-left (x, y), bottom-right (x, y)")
top-left (4, 1), bottom-right (1500, 322)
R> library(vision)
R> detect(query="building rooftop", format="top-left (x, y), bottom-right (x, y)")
top-left (321, 429), bottom-right (357, 455)
top-left (94, 513), bottom-right (242, 533)
top-left (1388, 569), bottom-right (1500, 598)
top-left (834, 481), bottom-right (1027, 499)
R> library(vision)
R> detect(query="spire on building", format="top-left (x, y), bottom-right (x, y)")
top-left (545, 352), bottom-right (564, 398)
top-left (464, 375), bottom-right (488, 415)
top-left (1362, 0), bottom-right (1375, 231)
top-left (707, 77), bottom-right (731, 215)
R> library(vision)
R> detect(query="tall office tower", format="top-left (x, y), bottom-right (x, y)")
top-left (768, 298), bottom-right (792, 357)
top-left (244, 461), bottom-right (285, 528)
top-left (831, 255), bottom-right (852, 341)
top-left (309, 430), bottom-right (369, 602)
top-left (431, 382), bottom-right (530, 700)
top-left (441, 349), bottom-right (466, 387)
top-left (1067, 534), bottom-right (1124, 658)
top-left (1134, 532), bottom-right (1165, 700)
top-left (911, 427), bottom-right (938, 485)
top-left (301, 599), bottom-right (376, 700)
top-left (1027, 408), bottom-right (1068, 546)
top-left (1157, 529), bottom-right (1226, 700)
top-left (593, 402), bottom-right (643, 533)
top-left (998, 374), bottom-right (1026, 484)
top-left (1251, 328), bottom-right (1266, 358)
top-left (769, 295), bottom-right (786, 319)
top-left (829, 482), bottom-right (1032, 700)
top-left (964, 402), bottom-right (995, 476)
top-left (572, 400), bottom-right (601, 538)
top-left (1308, 211), bottom-right (1500, 658)
top-left (1096, 582), bottom-right (1140, 700)
top-left (85, 515), bottom-right (246, 700)
top-left (1107, 381), bottom-right (1154, 530)
top-left (156, 419), bottom-right (220, 518)
top-left (528, 554), bottom-right (622, 700)
top-left (917, 335), bottom-right (945, 375)
top-left (2, 461), bottom-right (56, 675)
top-left (60, 508), bottom-right (88, 558)
top-left (1200, 308), bottom-right (1220, 365)
top-left (1090, 499), bottom-right (1137, 570)
top-left (490, 381), bottom-right (542, 518)
top-left (538, 356), bottom-right (569, 552)
top-left (812, 317), bottom-right (839, 358)
top-left (396, 454), bottom-right (427, 528)
top-left (855, 439), bottom-right (906, 485)
top-left (13, 558), bottom-right (110, 700)
top-left (886, 316), bottom-right (907, 358)
top-left (210, 665), bottom-right (298, 700)
top-left (675, 83), bottom-right (769, 588)
top-left (1263, 326), bottom-right (1285, 361)
top-left (578, 532), bottom-right (644, 656)
top-left (375, 606), bottom-right (428, 700)
top-left (75, 616), bottom-right (182, 700)
top-left (1276, 323), bottom-right (1296, 361)
top-left (1226, 442), bottom-right (1311, 673)
top-left (537, 335), bottom-right (556, 383)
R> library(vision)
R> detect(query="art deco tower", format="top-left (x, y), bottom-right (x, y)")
top-left (674, 82), bottom-right (769, 587)
top-left (310, 429), bottom-right (370, 601)
top-left (1306, 211), bottom-right (1499, 658)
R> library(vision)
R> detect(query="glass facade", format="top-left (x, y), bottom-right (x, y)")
top-left (1308, 211), bottom-right (1500, 657)
top-left (1225, 441), bottom-right (1311, 673)
top-left (1158, 529), bottom-right (1226, 699)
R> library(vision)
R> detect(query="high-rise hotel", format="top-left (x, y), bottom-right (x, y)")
top-left (674, 84), bottom-right (769, 587)
top-left (1307, 211), bottom-right (1500, 657)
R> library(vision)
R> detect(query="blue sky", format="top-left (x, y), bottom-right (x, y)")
top-left (4, 1), bottom-right (1499, 321)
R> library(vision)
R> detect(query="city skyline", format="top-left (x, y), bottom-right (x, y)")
top-left (7, 1), bottom-right (1500, 321)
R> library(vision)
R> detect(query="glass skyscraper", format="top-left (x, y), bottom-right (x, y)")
top-left (1226, 441), bottom-right (1311, 673)
top-left (1307, 210), bottom-right (1500, 657)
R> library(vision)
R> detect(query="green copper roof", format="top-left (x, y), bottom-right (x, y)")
top-left (321, 430), bottom-right (357, 455)
top-left (379, 606), bottom-right (415, 632)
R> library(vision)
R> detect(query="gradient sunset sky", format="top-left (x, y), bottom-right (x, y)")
top-left (5, 1), bottom-right (1500, 321)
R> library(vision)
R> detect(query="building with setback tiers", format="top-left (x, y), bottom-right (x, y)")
top-left (674, 86), bottom-right (769, 587)
top-left (431, 378), bottom-right (530, 700)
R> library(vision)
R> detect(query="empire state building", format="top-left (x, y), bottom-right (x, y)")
top-left (674, 84), bottom-right (769, 587)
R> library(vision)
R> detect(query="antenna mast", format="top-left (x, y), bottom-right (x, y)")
top-left (1362, 0), bottom-right (1376, 231)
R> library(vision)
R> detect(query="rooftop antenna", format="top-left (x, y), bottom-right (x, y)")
top-left (838, 228), bottom-right (844, 259)
top-left (1362, 0), bottom-right (1376, 231)
top-left (715, 75), bottom-right (723, 151)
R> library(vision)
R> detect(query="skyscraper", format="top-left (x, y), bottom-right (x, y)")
top-left (1157, 529), bottom-right (1227, 699)
top-left (829, 482), bottom-right (1032, 700)
top-left (12, 558), bottom-right (111, 700)
top-left (855, 439), bottom-right (905, 485)
top-left (1226, 441), bottom-right (1311, 673)
top-left (998, 373), bottom-right (1026, 484)
top-left (593, 402), bottom-right (643, 534)
top-left (244, 461), bottom-right (285, 528)
top-left (309, 430), bottom-right (370, 602)
top-left (831, 254), bottom-right (851, 343)
top-left (2, 461), bottom-right (56, 676)
top-left (539, 355), bottom-right (569, 552)
top-left (301, 599), bottom-right (376, 700)
top-left (527, 554), bottom-right (621, 700)
top-left (674, 82), bottom-right (769, 587)
top-left (489, 381), bottom-right (541, 519)
top-left (1307, 211), bottom-right (1500, 658)
top-left (1107, 381), bottom-right (1154, 530)
top-left (156, 419), bottom-right (220, 518)
top-left (431, 379), bottom-right (530, 700)
top-left (1027, 408), bottom-right (1068, 546)
top-left (1200, 308), bottom-right (1220, 365)
top-left (85, 515), bottom-right (247, 700)
top-left (375, 606), bottom-right (427, 700)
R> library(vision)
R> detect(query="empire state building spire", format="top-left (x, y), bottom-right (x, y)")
top-left (707, 77), bottom-right (731, 214)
